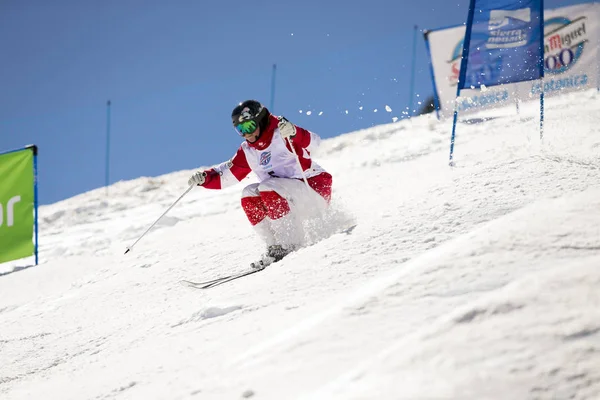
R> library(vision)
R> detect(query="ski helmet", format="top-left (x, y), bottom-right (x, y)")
top-left (231, 100), bottom-right (269, 136)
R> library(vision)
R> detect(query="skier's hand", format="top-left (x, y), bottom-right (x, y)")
top-left (188, 171), bottom-right (207, 186)
top-left (277, 116), bottom-right (296, 140)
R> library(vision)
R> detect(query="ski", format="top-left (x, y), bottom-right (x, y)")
top-left (341, 224), bottom-right (357, 235)
top-left (180, 266), bottom-right (266, 290)
top-left (181, 224), bottom-right (356, 290)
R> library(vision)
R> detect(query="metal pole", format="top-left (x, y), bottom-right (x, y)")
top-left (285, 137), bottom-right (325, 215)
top-left (449, 0), bottom-right (476, 166)
top-left (423, 29), bottom-right (441, 121)
top-left (409, 25), bottom-right (418, 117)
top-left (286, 137), bottom-right (312, 193)
top-left (27, 144), bottom-right (39, 265)
top-left (539, 0), bottom-right (545, 140)
top-left (105, 100), bottom-right (111, 196)
top-left (270, 64), bottom-right (277, 112)
top-left (449, 99), bottom-right (460, 166)
top-left (124, 185), bottom-right (195, 254)
top-left (540, 84), bottom-right (544, 140)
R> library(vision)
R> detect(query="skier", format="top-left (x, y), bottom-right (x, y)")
top-left (188, 100), bottom-right (332, 267)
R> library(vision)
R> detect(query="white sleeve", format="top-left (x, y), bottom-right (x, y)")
top-left (212, 160), bottom-right (241, 188)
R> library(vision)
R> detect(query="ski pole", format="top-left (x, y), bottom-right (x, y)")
top-left (286, 137), bottom-right (327, 217)
top-left (124, 184), bottom-right (195, 254)
top-left (286, 137), bottom-right (312, 193)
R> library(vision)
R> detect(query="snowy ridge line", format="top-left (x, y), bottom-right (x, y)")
top-left (226, 192), bottom-right (564, 370)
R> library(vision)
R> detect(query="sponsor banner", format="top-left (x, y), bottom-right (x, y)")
top-left (0, 148), bottom-right (35, 264)
top-left (425, 3), bottom-right (600, 118)
top-left (460, 0), bottom-right (544, 89)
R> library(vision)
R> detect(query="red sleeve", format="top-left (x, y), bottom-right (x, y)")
top-left (230, 147), bottom-right (252, 180)
top-left (201, 147), bottom-right (252, 190)
top-left (284, 125), bottom-right (313, 171)
top-left (291, 125), bottom-right (312, 149)
top-left (201, 168), bottom-right (222, 189)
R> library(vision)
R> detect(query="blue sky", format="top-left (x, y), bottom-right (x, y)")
top-left (0, 0), bottom-right (583, 204)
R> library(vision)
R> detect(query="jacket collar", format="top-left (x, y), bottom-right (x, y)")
top-left (247, 115), bottom-right (278, 150)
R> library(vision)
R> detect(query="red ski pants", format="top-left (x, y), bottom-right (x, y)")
top-left (240, 173), bottom-right (332, 226)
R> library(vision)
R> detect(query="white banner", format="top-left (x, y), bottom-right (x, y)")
top-left (425, 2), bottom-right (600, 119)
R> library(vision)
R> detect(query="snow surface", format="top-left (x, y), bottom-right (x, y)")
top-left (1, 90), bottom-right (600, 400)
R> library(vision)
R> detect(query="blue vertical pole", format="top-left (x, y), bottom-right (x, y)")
top-left (33, 150), bottom-right (38, 265)
top-left (29, 145), bottom-right (39, 265)
top-left (409, 25), bottom-right (418, 117)
top-left (539, 0), bottom-right (545, 140)
top-left (449, 100), bottom-right (460, 166)
top-left (540, 90), bottom-right (544, 140)
top-left (270, 64), bottom-right (277, 112)
top-left (105, 100), bottom-right (111, 196)
top-left (423, 29), bottom-right (441, 120)
top-left (450, 0), bottom-right (477, 165)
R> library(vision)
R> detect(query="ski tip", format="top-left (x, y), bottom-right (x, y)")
top-left (180, 280), bottom-right (215, 290)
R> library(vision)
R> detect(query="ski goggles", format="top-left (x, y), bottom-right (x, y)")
top-left (235, 120), bottom-right (258, 136)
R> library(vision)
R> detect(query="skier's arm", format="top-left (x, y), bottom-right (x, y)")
top-left (200, 147), bottom-right (252, 190)
top-left (278, 116), bottom-right (321, 152)
top-left (290, 125), bottom-right (321, 153)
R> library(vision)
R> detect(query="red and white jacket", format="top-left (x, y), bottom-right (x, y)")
top-left (201, 114), bottom-right (326, 189)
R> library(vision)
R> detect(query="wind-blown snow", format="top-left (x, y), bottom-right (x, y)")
top-left (1, 90), bottom-right (600, 400)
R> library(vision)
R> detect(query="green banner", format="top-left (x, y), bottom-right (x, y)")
top-left (0, 149), bottom-right (35, 263)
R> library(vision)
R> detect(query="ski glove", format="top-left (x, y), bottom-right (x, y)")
top-left (188, 171), bottom-right (207, 186)
top-left (277, 116), bottom-right (297, 140)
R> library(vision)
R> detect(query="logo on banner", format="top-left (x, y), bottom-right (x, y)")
top-left (544, 16), bottom-right (588, 74)
top-left (448, 41), bottom-right (463, 86)
top-left (447, 14), bottom-right (588, 85)
top-left (447, 39), bottom-right (503, 86)
top-left (487, 8), bottom-right (532, 49)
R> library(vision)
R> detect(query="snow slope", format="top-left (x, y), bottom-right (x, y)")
top-left (1, 90), bottom-right (600, 400)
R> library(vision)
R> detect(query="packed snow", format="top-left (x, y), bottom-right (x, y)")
top-left (1, 90), bottom-right (600, 399)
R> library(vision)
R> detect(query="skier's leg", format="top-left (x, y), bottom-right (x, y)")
top-left (307, 172), bottom-right (333, 205)
top-left (241, 183), bottom-right (266, 225)
top-left (257, 178), bottom-right (311, 249)
top-left (241, 183), bottom-right (276, 246)
top-left (263, 174), bottom-right (336, 248)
